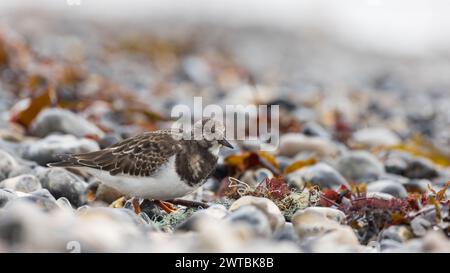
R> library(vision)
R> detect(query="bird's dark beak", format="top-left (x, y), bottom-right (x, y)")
top-left (219, 139), bottom-right (233, 149)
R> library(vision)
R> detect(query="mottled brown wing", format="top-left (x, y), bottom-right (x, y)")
top-left (59, 130), bottom-right (181, 177)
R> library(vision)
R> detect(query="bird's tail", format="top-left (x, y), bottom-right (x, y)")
top-left (47, 154), bottom-right (77, 167)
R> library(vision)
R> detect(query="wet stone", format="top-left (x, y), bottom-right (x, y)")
top-left (0, 174), bottom-right (42, 193)
top-left (366, 179), bottom-right (408, 199)
top-left (286, 162), bottom-right (349, 190)
top-left (229, 196), bottom-right (285, 232)
top-left (38, 168), bottom-right (87, 207)
top-left (22, 134), bottom-right (99, 166)
top-left (226, 205), bottom-right (272, 237)
top-left (336, 151), bottom-right (384, 183)
top-left (0, 150), bottom-right (19, 181)
top-left (30, 108), bottom-right (104, 138)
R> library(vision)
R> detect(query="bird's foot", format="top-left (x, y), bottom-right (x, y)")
top-left (109, 196), bottom-right (126, 208)
top-left (155, 200), bottom-right (177, 213)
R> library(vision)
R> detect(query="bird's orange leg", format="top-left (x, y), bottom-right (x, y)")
top-left (131, 197), bottom-right (141, 214)
top-left (155, 200), bottom-right (177, 213)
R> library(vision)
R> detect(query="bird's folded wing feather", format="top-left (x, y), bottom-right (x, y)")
top-left (50, 130), bottom-right (181, 177)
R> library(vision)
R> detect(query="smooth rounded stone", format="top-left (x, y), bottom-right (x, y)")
top-left (366, 180), bottom-right (408, 199)
top-left (0, 150), bottom-right (19, 181)
top-left (384, 152), bottom-right (409, 175)
top-left (402, 179), bottom-right (429, 193)
top-left (202, 204), bottom-right (229, 219)
top-left (30, 108), bottom-right (104, 138)
top-left (0, 174), bottom-right (42, 193)
top-left (278, 133), bottom-right (337, 158)
top-left (292, 207), bottom-right (346, 239)
top-left (417, 231), bottom-right (450, 252)
top-left (351, 127), bottom-right (401, 147)
top-left (56, 197), bottom-right (73, 211)
top-left (306, 226), bottom-right (362, 253)
top-left (0, 200), bottom-right (49, 246)
top-left (336, 151), bottom-right (385, 183)
top-left (176, 204), bottom-right (229, 232)
top-left (22, 134), bottom-right (99, 166)
top-left (416, 205), bottom-right (446, 224)
top-left (379, 239), bottom-right (403, 252)
top-left (393, 231), bottom-right (450, 253)
top-left (229, 196), bottom-right (285, 232)
top-left (286, 162), bottom-right (349, 189)
top-left (404, 157), bottom-right (438, 179)
top-left (8, 190), bottom-right (59, 212)
top-left (272, 222), bottom-right (300, 243)
top-left (7, 165), bottom-right (35, 178)
top-left (410, 216), bottom-right (432, 237)
top-left (38, 168), bottom-right (87, 207)
top-left (254, 168), bottom-right (274, 184)
top-left (0, 189), bottom-right (18, 208)
top-left (176, 211), bottom-right (220, 232)
top-left (77, 207), bottom-right (147, 228)
top-left (302, 121), bottom-right (331, 139)
top-left (239, 169), bottom-right (274, 187)
top-left (226, 206), bottom-right (272, 237)
top-left (378, 225), bottom-right (413, 243)
top-left (301, 207), bottom-right (346, 223)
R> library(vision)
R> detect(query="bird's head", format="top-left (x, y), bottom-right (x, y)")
top-left (192, 118), bottom-right (233, 153)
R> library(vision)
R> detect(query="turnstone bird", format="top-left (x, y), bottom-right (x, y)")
top-left (48, 118), bottom-right (233, 213)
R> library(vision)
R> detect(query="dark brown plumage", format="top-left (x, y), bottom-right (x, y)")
top-left (49, 129), bottom-right (182, 177)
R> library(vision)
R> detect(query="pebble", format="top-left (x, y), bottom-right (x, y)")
top-left (379, 225), bottom-right (413, 243)
top-left (379, 239), bottom-right (403, 252)
top-left (0, 150), bottom-right (19, 181)
top-left (384, 151), bottom-right (409, 175)
top-left (292, 207), bottom-right (345, 239)
top-left (0, 189), bottom-right (18, 208)
top-left (366, 179), bottom-right (408, 199)
top-left (176, 210), bottom-right (222, 232)
top-left (254, 168), bottom-right (274, 184)
top-left (0, 174), bottom-right (42, 193)
top-left (306, 226), bottom-right (362, 253)
top-left (38, 168), bottom-right (87, 207)
top-left (402, 179), bottom-right (429, 193)
top-left (351, 127), bottom-right (401, 147)
top-left (278, 133), bottom-right (337, 158)
top-left (286, 162), bottom-right (349, 189)
top-left (7, 189), bottom-right (59, 212)
top-left (410, 216), bottom-right (432, 237)
top-left (384, 152), bottom-right (439, 179)
top-left (404, 157), bottom-right (439, 179)
top-left (226, 205), bottom-right (272, 237)
top-left (302, 121), bottom-right (331, 139)
top-left (229, 196), bottom-right (285, 232)
top-left (272, 222), bottom-right (301, 243)
top-left (22, 134), bottom-right (99, 166)
top-left (56, 197), bottom-right (74, 211)
top-left (336, 151), bottom-right (385, 183)
top-left (30, 108), bottom-right (104, 138)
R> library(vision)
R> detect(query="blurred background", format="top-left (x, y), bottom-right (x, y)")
top-left (1, 0), bottom-right (450, 253)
